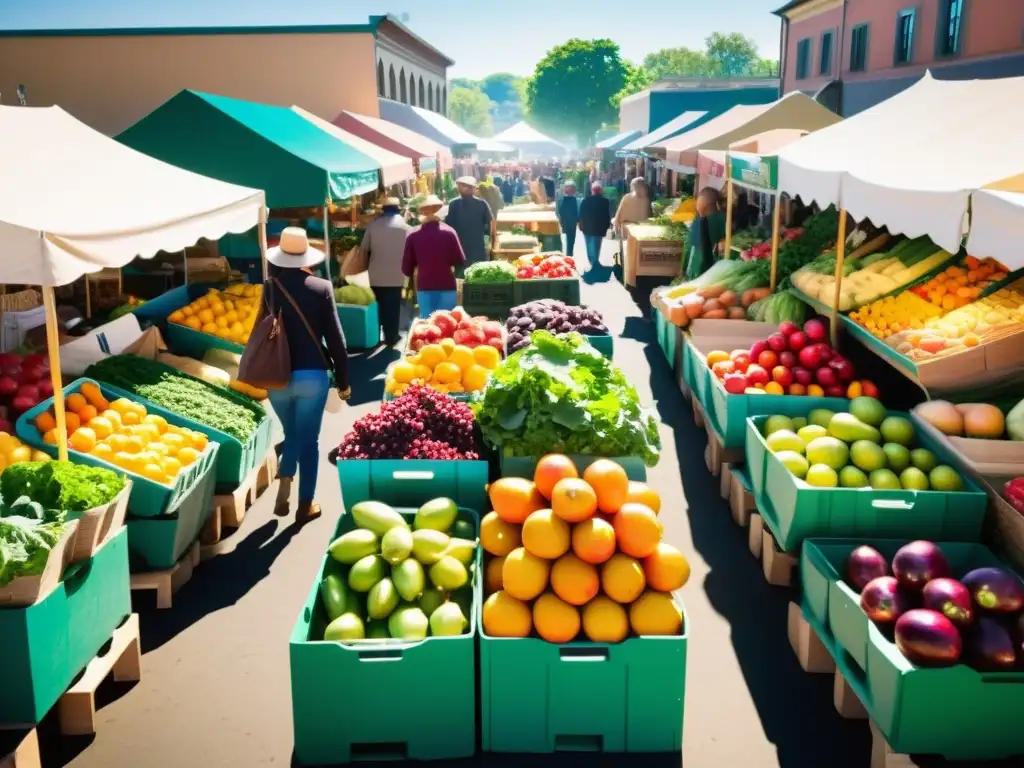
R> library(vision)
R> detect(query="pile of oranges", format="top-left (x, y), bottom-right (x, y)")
top-left (35, 383), bottom-right (209, 485)
top-left (481, 455), bottom-right (689, 644)
top-left (0, 431), bottom-right (50, 473)
top-left (384, 341), bottom-right (500, 398)
top-left (167, 283), bottom-right (262, 346)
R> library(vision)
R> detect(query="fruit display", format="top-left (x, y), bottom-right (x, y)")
top-left (705, 318), bottom-right (878, 398)
top-left (464, 261), bottom-right (517, 284)
top-left (334, 284), bottom-right (376, 306)
top-left (406, 308), bottom-right (505, 353)
top-left (335, 386), bottom-right (480, 461)
top-left (472, 331), bottom-right (661, 466)
top-left (504, 300), bottom-right (608, 353)
top-left (1003, 477), bottom-right (1024, 515)
top-left (913, 401), bottom-right (1011, 441)
top-left (108, 295), bottom-right (146, 320)
top-left (758, 396), bottom-right (967, 491)
top-left (512, 252), bottom-right (576, 280)
top-left (909, 257), bottom-right (1007, 309)
top-left (1, 460), bottom-right (125, 512)
top-left (848, 292), bottom-right (945, 338)
top-left (480, 456), bottom-right (688, 642)
top-left (737, 227), bottom-right (803, 261)
top-left (0, 431), bottom-right (51, 474)
top-left (167, 283), bottom-right (262, 345)
top-left (33, 388), bottom-right (210, 485)
top-left (385, 338), bottom-right (501, 397)
top-left (319, 498), bottom-right (478, 642)
top-left (84, 356), bottom-right (265, 442)
top-left (0, 352), bottom-right (55, 425)
top-left (792, 236), bottom-right (956, 311)
top-left (849, 541), bottom-right (1024, 669)
top-left (496, 232), bottom-right (539, 251)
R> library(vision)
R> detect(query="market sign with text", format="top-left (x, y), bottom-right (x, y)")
top-left (730, 153), bottom-right (778, 192)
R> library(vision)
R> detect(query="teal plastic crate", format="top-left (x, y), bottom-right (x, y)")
top-left (463, 283), bottom-right (515, 319)
top-left (15, 378), bottom-right (220, 519)
top-left (682, 334), bottom-right (709, 406)
top-left (337, 458), bottom-right (488, 515)
top-left (800, 539), bottom-right (1024, 760)
top-left (513, 277), bottom-right (581, 306)
top-left (480, 600), bottom-right (687, 753)
top-left (85, 377), bottom-right (270, 490)
top-left (0, 528), bottom-right (131, 724)
top-left (336, 302), bottom-right (380, 350)
top-left (581, 332), bottom-right (614, 359)
top-left (745, 409), bottom-right (987, 552)
top-left (289, 506), bottom-right (480, 764)
top-left (500, 454), bottom-right (648, 482)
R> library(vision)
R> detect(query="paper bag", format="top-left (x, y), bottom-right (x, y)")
top-left (122, 326), bottom-right (167, 360)
top-left (341, 245), bottom-right (367, 277)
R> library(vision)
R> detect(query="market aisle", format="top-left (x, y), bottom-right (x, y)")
top-left (56, 239), bottom-right (868, 768)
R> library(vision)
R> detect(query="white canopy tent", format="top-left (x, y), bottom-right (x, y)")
top-left (492, 122), bottom-right (567, 158)
top-left (777, 72), bottom-right (1024, 253)
top-left (0, 104), bottom-right (264, 458)
top-left (966, 190), bottom-right (1024, 270)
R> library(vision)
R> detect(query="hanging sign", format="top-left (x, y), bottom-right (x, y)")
top-left (730, 152), bottom-right (778, 191)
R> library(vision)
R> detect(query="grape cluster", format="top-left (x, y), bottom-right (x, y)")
top-left (337, 385), bottom-right (480, 460)
top-left (505, 300), bottom-right (609, 353)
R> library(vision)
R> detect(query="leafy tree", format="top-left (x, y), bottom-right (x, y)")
top-left (450, 77), bottom-right (480, 91)
top-left (642, 47), bottom-right (715, 79)
top-left (447, 87), bottom-right (494, 136)
top-left (612, 61), bottom-right (655, 109)
top-left (526, 39), bottom-right (629, 145)
top-left (705, 32), bottom-right (762, 76)
top-left (480, 73), bottom-right (525, 105)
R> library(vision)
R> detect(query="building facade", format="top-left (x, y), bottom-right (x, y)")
top-left (776, 0), bottom-right (1024, 115)
top-left (619, 78), bottom-right (781, 134)
top-left (0, 14), bottom-right (452, 136)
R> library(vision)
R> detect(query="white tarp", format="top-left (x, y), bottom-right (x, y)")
top-left (411, 106), bottom-right (514, 153)
top-left (0, 105), bottom-right (264, 288)
top-left (493, 122), bottom-right (566, 156)
top-left (777, 72), bottom-right (1024, 253)
top-left (966, 190), bottom-right (1024, 270)
top-left (625, 111), bottom-right (707, 153)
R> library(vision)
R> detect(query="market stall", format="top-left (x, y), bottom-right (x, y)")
top-left (333, 109), bottom-right (453, 173)
top-left (492, 122), bottom-right (567, 159)
top-left (377, 98), bottom-right (514, 155)
top-left (624, 111), bottom-right (707, 155)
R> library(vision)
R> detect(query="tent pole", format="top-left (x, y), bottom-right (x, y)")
top-left (182, 246), bottom-right (189, 286)
top-left (769, 194), bottom-right (782, 291)
top-left (723, 157), bottom-right (734, 259)
top-left (830, 210), bottom-right (849, 349)
top-left (0, 285), bottom-right (5, 351)
top-left (42, 286), bottom-right (68, 461)
top-left (258, 206), bottom-right (269, 282)
top-left (323, 204), bottom-right (333, 283)
top-left (351, 197), bottom-right (358, 228)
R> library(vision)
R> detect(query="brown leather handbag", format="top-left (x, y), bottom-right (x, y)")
top-left (238, 278), bottom-right (291, 390)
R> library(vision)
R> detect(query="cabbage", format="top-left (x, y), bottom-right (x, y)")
top-left (335, 285), bottom-right (376, 306)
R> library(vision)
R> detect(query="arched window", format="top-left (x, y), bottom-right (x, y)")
top-left (409, 72), bottom-right (416, 105)
top-left (442, 85), bottom-right (447, 114)
top-left (377, 60), bottom-right (385, 97)
top-left (399, 68), bottom-right (407, 103)
top-left (388, 65), bottom-right (396, 100)
top-left (427, 82), bottom-right (434, 111)
top-left (418, 77), bottom-right (425, 108)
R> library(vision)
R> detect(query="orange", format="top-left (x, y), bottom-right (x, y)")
top-left (69, 427), bottom-right (97, 453)
top-left (551, 478), bottom-right (597, 523)
top-left (101, 409), bottom-right (123, 429)
top-left (161, 456), bottom-right (183, 477)
top-left (472, 344), bottom-right (500, 370)
top-left (502, 547), bottom-right (550, 601)
top-left (161, 432), bottom-right (185, 454)
top-left (143, 414), bottom-right (169, 434)
top-left (141, 463), bottom-right (168, 483)
top-left (88, 416), bottom-right (114, 440)
top-left (177, 446), bottom-right (200, 466)
top-left (613, 503), bottom-right (663, 559)
top-left (601, 553), bottom-right (646, 603)
top-left (533, 593), bottom-right (581, 643)
top-left (8, 445), bottom-right (31, 464)
top-left (581, 596), bottom-right (629, 643)
top-left (168, 310), bottom-right (185, 324)
top-left (583, 459), bottom-right (629, 514)
top-left (550, 554), bottom-right (599, 606)
top-left (482, 591), bottom-right (532, 638)
top-left (448, 345), bottom-right (474, 371)
top-left (30, 450), bottom-right (50, 463)
top-left (63, 412), bottom-right (81, 433)
top-left (480, 511), bottom-right (522, 556)
top-left (110, 398), bottom-right (135, 415)
top-left (484, 555), bottom-right (506, 594)
top-left (92, 443), bottom-right (114, 461)
top-left (629, 591), bottom-right (683, 636)
top-left (624, 481), bottom-right (661, 514)
top-left (121, 410), bottom-right (141, 426)
top-left (42, 428), bottom-right (60, 445)
top-left (571, 517), bottom-right (617, 564)
top-left (77, 405), bottom-right (98, 424)
top-left (190, 432), bottom-right (208, 451)
top-left (705, 350), bottom-right (730, 367)
top-left (124, 435), bottom-right (146, 454)
top-left (80, 382), bottom-right (110, 411)
top-left (642, 543), bottom-right (691, 592)
top-left (488, 477), bottom-right (545, 524)
top-left (521, 509), bottom-right (571, 560)
top-left (65, 393), bottom-right (87, 414)
top-left (460, 364), bottom-right (489, 392)
top-left (35, 411), bottom-right (56, 434)
top-left (533, 454), bottom-right (578, 500)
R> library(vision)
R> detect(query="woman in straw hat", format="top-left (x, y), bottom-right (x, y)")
top-left (260, 227), bottom-right (350, 520)
top-left (402, 195), bottom-right (465, 317)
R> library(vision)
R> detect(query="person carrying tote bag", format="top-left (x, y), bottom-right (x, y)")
top-left (244, 227), bottom-right (351, 522)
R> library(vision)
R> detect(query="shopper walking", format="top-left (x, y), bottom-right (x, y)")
top-left (685, 187), bottom-right (727, 280)
top-left (404, 195), bottom-right (465, 317)
top-left (362, 197), bottom-right (411, 346)
top-left (257, 228), bottom-right (350, 521)
top-left (578, 182), bottom-right (612, 271)
top-left (557, 181), bottom-right (580, 258)
top-left (445, 176), bottom-right (495, 268)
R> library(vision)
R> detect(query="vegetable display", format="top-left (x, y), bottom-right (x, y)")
top-left (334, 284), bottom-right (376, 306)
top-left (464, 261), bottom-right (518, 284)
top-left (736, 228), bottom-right (803, 261)
top-left (513, 253), bottom-right (576, 280)
top-left (85, 356), bottom-right (265, 442)
top-left (481, 456), bottom-right (687, 642)
top-left (336, 386), bottom-right (480, 461)
top-left (505, 300), bottom-right (608, 354)
top-left (0, 507), bottom-right (68, 587)
top-left (167, 283), bottom-right (262, 346)
top-left (406, 308), bottom-right (504, 352)
top-left (471, 331), bottom-right (661, 466)
top-left (108, 296), bottom-right (145, 320)
top-left (1, 460), bottom-right (125, 512)
top-left (496, 232), bottom-right (539, 251)
top-left (771, 207), bottom-right (841, 289)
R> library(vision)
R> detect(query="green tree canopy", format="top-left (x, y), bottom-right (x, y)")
top-left (447, 86), bottom-right (494, 136)
top-left (526, 39), bottom-right (629, 146)
top-left (480, 73), bottom-right (526, 105)
top-left (612, 61), bottom-right (655, 109)
top-left (705, 32), bottom-right (763, 76)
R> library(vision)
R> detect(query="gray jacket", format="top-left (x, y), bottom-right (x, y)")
top-left (363, 213), bottom-right (412, 287)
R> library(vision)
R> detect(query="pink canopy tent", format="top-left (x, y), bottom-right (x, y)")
top-left (333, 110), bottom-right (453, 172)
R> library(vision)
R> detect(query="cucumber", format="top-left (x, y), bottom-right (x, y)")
top-left (320, 562), bottom-right (350, 621)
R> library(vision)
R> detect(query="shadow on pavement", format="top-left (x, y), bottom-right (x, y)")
top-left (293, 750), bottom-right (684, 768)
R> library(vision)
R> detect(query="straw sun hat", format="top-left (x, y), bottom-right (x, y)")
top-left (418, 194), bottom-right (445, 214)
top-left (266, 227), bottom-right (326, 269)
top-left (455, 176), bottom-right (479, 187)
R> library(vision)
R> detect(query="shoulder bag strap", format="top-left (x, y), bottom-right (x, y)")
top-left (273, 279), bottom-right (331, 368)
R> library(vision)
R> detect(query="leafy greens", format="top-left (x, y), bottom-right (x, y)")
top-left (1, 461), bottom-right (126, 513)
top-left (471, 331), bottom-right (661, 466)
top-left (0, 502), bottom-right (67, 587)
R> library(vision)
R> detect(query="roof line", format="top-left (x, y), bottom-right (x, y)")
top-left (0, 22), bottom-right (377, 38)
top-left (371, 14), bottom-right (454, 67)
top-left (771, 0), bottom-right (814, 16)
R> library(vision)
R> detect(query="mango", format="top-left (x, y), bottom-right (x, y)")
top-left (366, 621), bottom-right (391, 639)
top-left (449, 519), bottom-right (475, 539)
top-left (351, 501), bottom-right (409, 536)
top-left (367, 578), bottom-right (400, 620)
top-left (324, 613), bottom-right (365, 641)
top-left (412, 529), bottom-right (450, 565)
top-left (414, 497), bottom-right (459, 532)
top-left (828, 413), bottom-right (880, 444)
top-left (348, 555), bottom-right (385, 592)
top-left (429, 602), bottom-right (467, 636)
top-left (445, 538), bottom-right (477, 567)
top-left (381, 527), bottom-right (414, 564)
top-left (389, 605), bottom-right (429, 641)
top-left (319, 563), bottom-right (349, 621)
top-left (418, 586), bottom-right (447, 617)
top-left (430, 555), bottom-right (468, 590)
top-left (393, 558), bottom-right (426, 602)
top-left (328, 529), bottom-right (379, 564)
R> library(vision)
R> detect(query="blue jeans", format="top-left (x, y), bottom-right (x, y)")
top-left (584, 235), bottom-right (603, 269)
top-left (563, 227), bottom-right (577, 257)
top-left (418, 290), bottom-right (457, 318)
top-left (268, 369), bottom-right (330, 503)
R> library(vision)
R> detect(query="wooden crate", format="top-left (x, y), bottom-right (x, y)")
top-left (130, 543), bottom-right (200, 610)
top-left (0, 731), bottom-right (39, 768)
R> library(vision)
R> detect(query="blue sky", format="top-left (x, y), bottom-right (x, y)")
top-left (0, 0), bottom-right (783, 79)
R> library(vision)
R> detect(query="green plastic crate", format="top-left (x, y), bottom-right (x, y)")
top-left (85, 377), bottom-right (271, 490)
top-left (582, 333), bottom-right (614, 359)
top-left (337, 459), bottom-right (488, 514)
top-left (15, 378), bottom-right (220, 518)
top-left (463, 282), bottom-right (515, 319)
top-left (289, 507), bottom-right (480, 764)
top-left (800, 539), bottom-right (1024, 760)
top-left (0, 528), bottom-right (131, 724)
top-left (745, 410), bottom-right (987, 552)
top-left (513, 277), bottom-right (581, 307)
top-left (336, 302), bottom-right (380, 350)
top-left (682, 334), bottom-right (709, 406)
top-left (480, 600), bottom-right (687, 753)
top-left (500, 454), bottom-right (647, 482)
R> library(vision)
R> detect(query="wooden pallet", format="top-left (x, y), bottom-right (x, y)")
top-left (0, 730), bottom-right (39, 768)
top-left (719, 463), bottom-right (733, 502)
top-left (747, 512), bottom-right (798, 587)
top-left (834, 671), bottom-right (916, 768)
top-left (212, 451), bottom-right (278, 531)
top-left (129, 543), bottom-right (200, 609)
top-left (727, 464), bottom-right (756, 528)
top-left (691, 398), bottom-right (705, 429)
top-left (702, 423), bottom-right (744, 479)
top-left (58, 614), bottom-right (142, 736)
top-left (786, 602), bottom-right (836, 674)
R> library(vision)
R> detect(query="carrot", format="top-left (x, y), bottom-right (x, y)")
top-left (701, 309), bottom-right (728, 319)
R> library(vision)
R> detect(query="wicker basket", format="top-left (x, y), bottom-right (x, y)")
top-left (1, 289), bottom-right (42, 313)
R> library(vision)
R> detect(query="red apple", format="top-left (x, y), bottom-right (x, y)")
top-left (712, 361), bottom-right (735, 379)
top-left (729, 348), bottom-right (749, 361)
top-left (815, 343), bottom-right (834, 364)
top-left (825, 385), bottom-right (846, 398)
top-left (798, 345), bottom-right (822, 369)
top-left (16, 384), bottom-right (38, 401)
top-left (749, 340), bottom-right (769, 361)
top-left (787, 331), bottom-right (808, 352)
top-left (778, 350), bottom-right (797, 368)
top-left (0, 418), bottom-right (11, 433)
top-left (0, 353), bottom-right (21, 368)
top-left (757, 350), bottom-right (778, 370)
top-left (0, 376), bottom-right (17, 397)
top-left (815, 367), bottom-right (838, 388)
top-left (731, 354), bottom-right (750, 373)
top-left (723, 373), bottom-right (749, 395)
top-left (792, 366), bottom-right (813, 386)
top-left (10, 395), bottom-right (35, 413)
top-left (767, 333), bottom-right (788, 353)
top-left (778, 321), bottom-right (800, 337)
top-left (37, 380), bottom-right (54, 398)
top-left (746, 364), bottom-right (770, 387)
top-left (804, 318), bottom-right (827, 342)
top-left (829, 357), bottom-right (856, 382)
top-left (772, 366), bottom-right (794, 388)
top-left (861, 380), bottom-right (880, 398)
